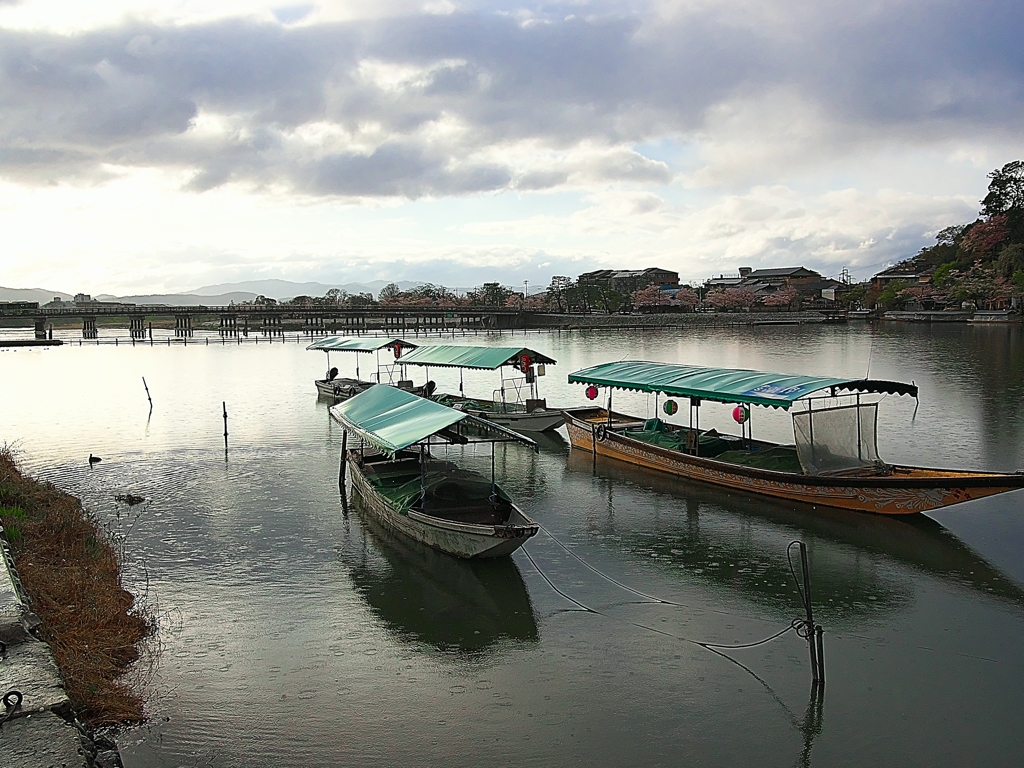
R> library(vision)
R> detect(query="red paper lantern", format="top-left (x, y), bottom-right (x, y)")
top-left (520, 354), bottom-right (532, 372)
top-left (585, 385), bottom-right (599, 400)
top-left (732, 405), bottom-right (749, 423)
top-left (393, 343), bottom-right (402, 359)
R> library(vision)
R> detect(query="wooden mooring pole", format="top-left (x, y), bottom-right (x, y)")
top-left (222, 402), bottom-right (229, 453)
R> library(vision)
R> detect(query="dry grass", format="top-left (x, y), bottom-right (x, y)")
top-left (0, 448), bottom-right (153, 727)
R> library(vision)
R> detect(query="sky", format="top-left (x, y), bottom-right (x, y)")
top-left (1, 0), bottom-right (1022, 295)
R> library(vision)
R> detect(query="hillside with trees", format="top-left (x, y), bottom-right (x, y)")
top-left (871, 161), bottom-right (1024, 310)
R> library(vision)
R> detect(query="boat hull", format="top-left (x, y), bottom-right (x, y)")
top-left (562, 408), bottom-right (1024, 515)
top-left (315, 377), bottom-right (373, 403)
top-left (465, 408), bottom-right (565, 433)
top-left (347, 453), bottom-right (538, 558)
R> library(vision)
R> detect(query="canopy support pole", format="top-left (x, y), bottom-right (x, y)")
top-left (491, 441), bottom-right (497, 499)
top-left (339, 430), bottom-right (347, 489)
top-left (460, 368), bottom-right (464, 396)
top-left (607, 389), bottom-right (613, 425)
top-left (856, 393), bottom-right (862, 461)
top-left (326, 351), bottom-right (331, 379)
top-left (688, 397), bottom-right (701, 455)
top-left (419, 443), bottom-right (427, 506)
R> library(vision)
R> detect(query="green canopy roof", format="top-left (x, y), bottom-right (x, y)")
top-left (330, 385), bottom-right (466, 455)
top-left (568, 361), bottom-right (917, 409)
top-left (398, 344), bottom-right (557, 369)
top-left (331, 384), bottom-right (538, 455)
top-left (306, 336), bottom-right (415, 353)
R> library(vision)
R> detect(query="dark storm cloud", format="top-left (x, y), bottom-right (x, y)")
top-left (0, 1), bottom-right (1021, 195)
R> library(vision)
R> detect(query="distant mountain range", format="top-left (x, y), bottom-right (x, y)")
top-left (0, 287), bottom-right (74, 304)
top-left (2, 279), bottom-right (425, 306)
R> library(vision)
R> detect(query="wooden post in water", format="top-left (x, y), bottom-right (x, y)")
top-left (222, 402), bottom-right (229, 453)
top-left (142, 377), bottom-right (153, 414)
top-left (797, 541), bottom-right (825, 686)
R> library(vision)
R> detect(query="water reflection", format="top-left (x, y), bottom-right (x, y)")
top-left (565, 451), bottom-right (1024, 621)
top-left (338, 488), bottom-right (539, 655)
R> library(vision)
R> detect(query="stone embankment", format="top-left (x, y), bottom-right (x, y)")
top-left (525, 311), bottom-right (843, 330)
top-left (1, 530), bottom-right (122, 768)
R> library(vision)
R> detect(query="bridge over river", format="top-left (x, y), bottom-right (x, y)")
top-left (0, 304), bottom-right (533, 340)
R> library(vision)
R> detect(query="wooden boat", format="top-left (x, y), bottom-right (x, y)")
top-left (307, 336), bottom-right (418, 402)
top-left (332, 385), bottom-right (539, 558)
top-left (398, 344), bottom-right (565, 432)
top-left (563, 361), bottom-right (1024, 515)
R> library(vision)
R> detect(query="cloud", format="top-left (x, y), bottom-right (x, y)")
top-left (0, 2), bottom-right (1020, 199)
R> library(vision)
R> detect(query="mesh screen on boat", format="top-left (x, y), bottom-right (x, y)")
top-left (792, 403), bottom-right (880, 475)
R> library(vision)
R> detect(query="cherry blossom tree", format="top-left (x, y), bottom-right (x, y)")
top-left (761, 287), bottom-right (798, 310)
top-left (705, 287), bottom-right (757, 311)
top-left (632, 285), bottom-right (669, 306)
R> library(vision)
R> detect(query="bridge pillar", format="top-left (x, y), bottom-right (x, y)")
top-left (82, 316), bottom-right (97, 339)
top-left (261, 314), bottom-right (283, 335)
top-left (174, 314), bottom-right (193, 337)
top-left (219, 315), bottom-right (238, 336)
top-left (129, 314), bottom-right (146, 339)
top-left (34, 317), bottom-right (46, 340)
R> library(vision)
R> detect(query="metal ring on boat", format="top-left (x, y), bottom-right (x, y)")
top-left (595, 424), bottom-right (607, 442)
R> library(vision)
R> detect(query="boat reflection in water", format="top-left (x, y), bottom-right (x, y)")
top-left (340, 487), bottom-right (539, 654)
top-left (566, 451), bottom-right (1024, 620)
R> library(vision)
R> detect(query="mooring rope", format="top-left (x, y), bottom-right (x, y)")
top-left (520, 542), bottom-right (805, 653)
top-left (519, 544), bottom-right (809, 731)
top-left (536, 522), bottom-right (690, 607)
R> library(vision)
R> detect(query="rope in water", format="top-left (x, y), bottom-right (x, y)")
top-left (520, 538), bottom-right (807, 652)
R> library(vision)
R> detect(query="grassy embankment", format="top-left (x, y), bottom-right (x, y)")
top-left (0, 448), bottom-right (152, 726)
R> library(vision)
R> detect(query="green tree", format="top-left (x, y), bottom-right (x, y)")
top-left (876, 279), bottom-right (909, 310)
top-left (322, 288), bottom-right (348, 306)
top-left (982, 161), bottom-right (1024, 218)
top-left (932, 262), bottom-right (958, 288)
top-left (547, 276), bottom-right (573, 312)
top-left (1012, 270), bottom-right (1024, 298)
top-left (996, 244), bottom-right (1024, 278)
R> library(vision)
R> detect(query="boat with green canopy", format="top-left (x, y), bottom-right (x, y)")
top-left (562, 360), bottom-right (1024, 515)
top-left (306, 336), bottom-right (418, 402)
top-left (397, 344), bottom-right (564, 432)
top-left (331, 384), bottom-right (540, 558)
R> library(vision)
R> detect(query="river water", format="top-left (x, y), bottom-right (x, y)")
top-left (2, 323), bottom-right (1024, 767)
